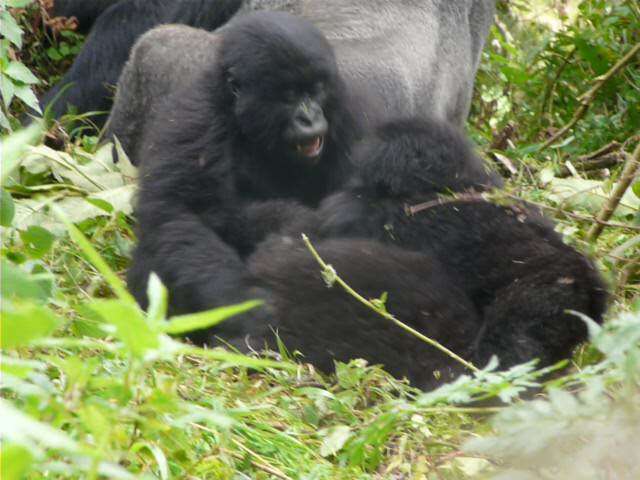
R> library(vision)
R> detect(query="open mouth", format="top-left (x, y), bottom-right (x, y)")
top-left (295, 135), bottom-right (324, 158)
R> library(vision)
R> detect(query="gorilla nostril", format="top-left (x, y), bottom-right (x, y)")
top-left (295, 111), bottom-right (314, 127)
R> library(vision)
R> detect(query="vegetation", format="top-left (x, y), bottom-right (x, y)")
top-left (2, 0), bottom-right (639, 478)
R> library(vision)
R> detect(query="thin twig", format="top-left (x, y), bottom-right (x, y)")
top-left (540, 42), bottom-right (640, 150)
top-left (405, 192), bottom-right (488, 216)
top-left (587, 141), bottom-right (640, 242)
top-left (301, 234), bottom-right (479, 373)
top-left (539, 48), bottom-right (576, 126)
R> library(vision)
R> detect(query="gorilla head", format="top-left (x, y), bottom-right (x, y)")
top-left (219, 12), bottom-right (348, 166)
top-left (355, 117), bottom-right (503, 198)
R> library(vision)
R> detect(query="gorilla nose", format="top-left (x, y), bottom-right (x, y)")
top-left (293, 101), bottom-right (328, 138)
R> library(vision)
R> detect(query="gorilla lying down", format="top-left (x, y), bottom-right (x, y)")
top-left (243, 118), bottom-right (608, 387)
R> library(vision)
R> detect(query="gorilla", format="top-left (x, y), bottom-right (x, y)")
top-left (127, 12), bottom-right (357, 317)
top-left (220, 117), bottom-right (608, 381)
top-left (40, 0), bottom-right (496, 130)
top-left (40, 0), bottom-right (243, 127)
top-left (244, 239), bottom-right (481, 390)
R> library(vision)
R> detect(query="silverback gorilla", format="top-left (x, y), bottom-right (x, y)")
top-left (241, 117), bottom-right (608, 379)
top-left (126, 12), bottom-right (357, 318)
top-left (43, 0), bottom-right (496, 129)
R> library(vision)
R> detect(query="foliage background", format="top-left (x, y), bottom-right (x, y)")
top-left (1, 0), bottom-right (639, 478)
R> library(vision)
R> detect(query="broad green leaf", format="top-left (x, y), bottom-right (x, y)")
top-left (4, 61), bottom-right (39, 84)
top-left (15, 84), bottom-right (41, 113)
top-left (164, 300), bottom-right (263, 335)
top-left (89, 300), bottom-right (159, 358)
top-left (1, 301), bottom-right (62, 349)
top-left (0, 11), bottom-right (22, 48)
top-left (548, 178), bottom-right (640, 217)
top-left (1, 444), bottom-right (33, 480)
top-left (1, 259), bottom-right (51, 303)
top-left (0, 73), bottom-right (16, 107)
top-left (0, 188), bottom-right (15, 226)
top-left (1, 122), bottom-right (44, 185)
top-left (19, 225), bottom-right (55, 259)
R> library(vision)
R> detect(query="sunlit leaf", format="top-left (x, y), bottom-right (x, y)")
top-left (163, 300), bottom-right (263, 335)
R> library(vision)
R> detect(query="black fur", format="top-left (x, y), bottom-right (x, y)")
top-left (249, 117), bottom-right (608, 371)
top-left (127, 12), bottom-right (356, 316)
top-left (241, 239), bottom-right (480, 390)
top-left (40, 0), bottom-right (243, 127)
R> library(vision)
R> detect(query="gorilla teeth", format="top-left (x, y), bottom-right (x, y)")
top-left (297, 136), bottom-right (323, 157)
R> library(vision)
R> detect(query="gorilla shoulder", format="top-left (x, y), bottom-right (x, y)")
top-left (105, 25), bottom-right (220, 164)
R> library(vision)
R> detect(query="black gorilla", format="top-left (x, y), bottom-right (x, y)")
top-left (244, 239), bottom-right (481, 390)
top-left (231, 117), bottom-right (608, 376)
top-left (40, 0), bottom-right (496, 130)
top-left (40, 0), bottom-right (243, 127)
top-left (127, 12), bottom-right (357, 317)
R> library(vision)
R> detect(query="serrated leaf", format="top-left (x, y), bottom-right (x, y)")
top-left (1, 301), bottom-right (62, 349)
top-left (14, 84), bottom-right (41, 113)
top-left (163, 300), bottom-right (263, 335)
top-left (1, 188), bottom-right (15, 226)
top-left (4, 61), bottom-right (39, 84)
top-left (0, 11), bottom-right (23, 48)
top-left (0, 73), bottom-right (16, 108)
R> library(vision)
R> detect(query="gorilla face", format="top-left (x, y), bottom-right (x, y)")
top-left (221, 11), bottom-right (344, 167)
